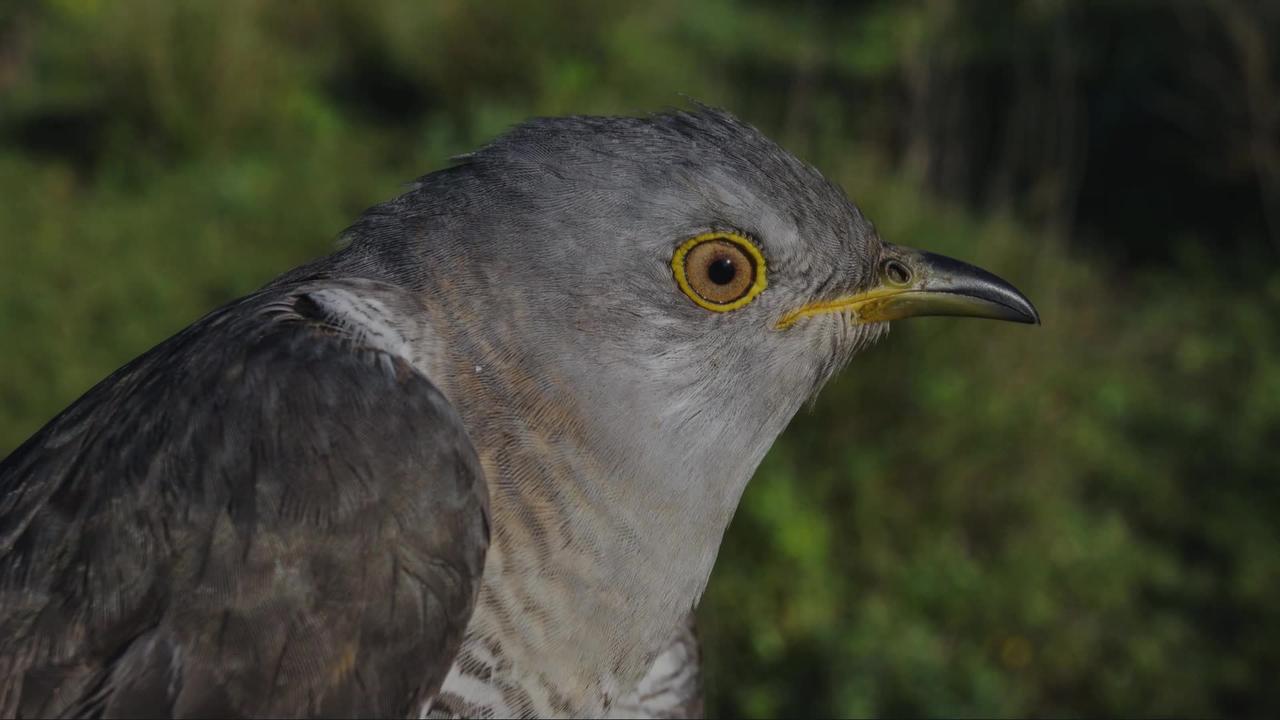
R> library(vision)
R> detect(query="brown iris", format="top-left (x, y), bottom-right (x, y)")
top-left (672, 232), bottom-right (769, 312)
top-left (684, 239), bottom-right (755, 305)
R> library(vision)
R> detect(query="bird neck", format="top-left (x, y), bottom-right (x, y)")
top-left (416, 306), bottom-right (792, 715)
top-left (308, 243), bottom-right (806, 713)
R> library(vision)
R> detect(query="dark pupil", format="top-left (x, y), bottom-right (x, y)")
top-left (707, 256), bottom-right (737, 285)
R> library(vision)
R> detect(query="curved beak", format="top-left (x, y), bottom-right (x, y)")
top-left (777, 244), bottom-right (1040, 329)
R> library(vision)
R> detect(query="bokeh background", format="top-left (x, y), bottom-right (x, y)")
top-left (2, 0), bottom-right (1278, 716)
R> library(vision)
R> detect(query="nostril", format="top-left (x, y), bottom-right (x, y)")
top-left (883, 259), bottom-right (912, 286)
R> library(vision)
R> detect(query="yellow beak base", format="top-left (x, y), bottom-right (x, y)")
top-left (777, 245), bottom-right (1039, 330)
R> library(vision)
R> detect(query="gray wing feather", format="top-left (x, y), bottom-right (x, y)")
top-left (0, 279), bottom-right (489, 718)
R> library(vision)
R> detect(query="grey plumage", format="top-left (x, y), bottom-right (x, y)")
top-left (0, 107), bottom-right (1036, 718)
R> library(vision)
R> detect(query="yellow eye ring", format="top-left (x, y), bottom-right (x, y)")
top-left (672, 232), bottom-right (768, 312)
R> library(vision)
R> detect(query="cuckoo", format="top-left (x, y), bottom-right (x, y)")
top-left (0, 107), bottom-right (1038, 718)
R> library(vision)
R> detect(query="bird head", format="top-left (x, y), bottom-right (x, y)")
top-left (345, 105), bottom-right (1037, 586)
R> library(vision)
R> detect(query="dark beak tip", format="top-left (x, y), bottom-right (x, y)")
top-left (965, 264), bottom-right (1040, 326)
top-left (1014, 299), bottom-right (1041, 325)
top-left (962, 278), bottom-right (1040, 326)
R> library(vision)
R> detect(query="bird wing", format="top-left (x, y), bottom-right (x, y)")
top-left (0, 278), bottom-right (489, 718)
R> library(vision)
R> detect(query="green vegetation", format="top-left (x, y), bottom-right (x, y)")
top-left (1, 1), bottom-right (1277, 716)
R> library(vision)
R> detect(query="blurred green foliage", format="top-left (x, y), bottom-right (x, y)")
top-left (1, 1), bottom-right (1278, 717)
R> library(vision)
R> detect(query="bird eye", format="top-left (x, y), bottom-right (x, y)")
top-left (672, 232), bottom-right (768, 312)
